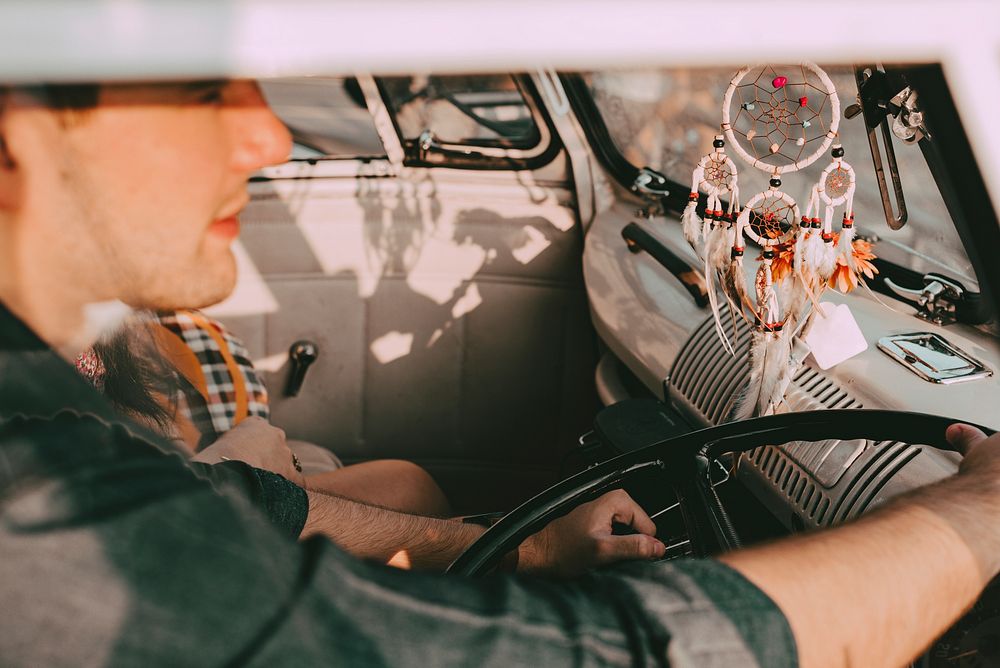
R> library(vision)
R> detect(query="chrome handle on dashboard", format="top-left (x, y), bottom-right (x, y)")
top-left (883, 273), bottom-right (965, 325)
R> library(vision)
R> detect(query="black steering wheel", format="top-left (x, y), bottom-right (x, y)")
top-left (447, 409), bottom-right (995, 576)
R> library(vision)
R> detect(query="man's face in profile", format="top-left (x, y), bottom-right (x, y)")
top-left (1, 80), bottom-right (291, 318)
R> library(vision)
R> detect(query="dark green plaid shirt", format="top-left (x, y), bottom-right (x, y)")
top-left (0, 303), bottom-right (796, 667)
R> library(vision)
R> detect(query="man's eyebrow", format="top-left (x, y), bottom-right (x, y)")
top-left (180, 80), bottom-right (227, 92)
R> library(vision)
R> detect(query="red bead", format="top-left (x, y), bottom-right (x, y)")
top-left (689, 192), bottom-right (698, 200)
top-left (799, 96), bottom-right (808, 106)
top-left (772, 76), bottom-right (787, 88)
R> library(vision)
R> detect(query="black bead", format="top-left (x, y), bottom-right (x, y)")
top-left (713, 139), bottom-right (725, 148)
top-left (762, 249), bottom-right (775, 259)
top-left (832, 146), bottom-right (845, 158)
top-left (769, 178), bottom-right (782, 188)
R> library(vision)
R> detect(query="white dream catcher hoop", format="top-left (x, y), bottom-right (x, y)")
top-left (721, 63), bottom-right (841, 175)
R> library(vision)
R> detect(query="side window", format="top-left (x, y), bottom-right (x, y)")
top-left (378, 74), bottom-right (553, 169)
top-left (260, 77), bottom-right (386, 161)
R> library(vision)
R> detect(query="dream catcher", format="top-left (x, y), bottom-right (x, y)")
top-left (689, 63), bottom-right (846, 418)
top-left (796, 144), bottom-right (878, 292)
top-left (682, 135), bottom-right (743, 352)
top-left (682, 135), bottom-right (740, 249)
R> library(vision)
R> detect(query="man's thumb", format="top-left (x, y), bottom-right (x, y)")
top-left (947, 423), bottom-right (989, 455)
top-left (599, 534), bottom-right (665, 564)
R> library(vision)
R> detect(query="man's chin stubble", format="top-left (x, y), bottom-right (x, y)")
top-left (132, 259), bottom-right (236, 311)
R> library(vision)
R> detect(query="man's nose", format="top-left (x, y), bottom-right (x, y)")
top-left (229, 86), bottom-right (293, 172)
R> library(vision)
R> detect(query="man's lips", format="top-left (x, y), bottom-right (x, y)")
top-left (209, 214), bottom-right (240, 239)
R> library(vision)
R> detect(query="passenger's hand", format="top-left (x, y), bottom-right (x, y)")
top-left (517, 489), bottom-right (665, 578)
top-left (191, 416), bottom-right (306, 487)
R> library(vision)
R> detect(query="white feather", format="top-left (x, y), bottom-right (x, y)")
top-left (730, 327), bottom-right (795, 421)
top-left (838, 223), bottom-right (857, 272)
top-left (802, 231), bottom-right (825, 272)
top-left (722, 255), bottom-right (752, 322)
top-left (682, 200), bottom-right (703, 252)
top-left (817, 239), bottom-right (837, 280)
top-left (704, 225), bottom-right (735, 355)
top-left (778, 274), bottom-right (808, 328)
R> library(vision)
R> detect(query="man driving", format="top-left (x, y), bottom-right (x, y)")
top-left (1, 80), bottom-right (997, 667)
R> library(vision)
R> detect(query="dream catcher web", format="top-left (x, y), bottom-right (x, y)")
top-left (743, 194), bottom-right (797, 248)
top-left (723, 63), bottom-right (840, 174)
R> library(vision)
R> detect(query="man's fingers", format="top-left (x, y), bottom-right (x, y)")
top-left (947, 423), bottom-right (989, 455)
top-left (603, 490), bottom-right (657, 536)
top-left (596, 534), bottom-right (665, 564)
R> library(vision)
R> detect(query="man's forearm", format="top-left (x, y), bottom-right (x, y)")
top-left (301, 489), bottom-right (485, 571)
top-left (721, 472), bottom-right (1000, 668)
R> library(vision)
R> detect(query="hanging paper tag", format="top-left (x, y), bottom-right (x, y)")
top-left (804, 302), bottom-right (868, 370)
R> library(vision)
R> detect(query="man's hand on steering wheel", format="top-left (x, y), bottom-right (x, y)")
top-left (950, 423), bottom-right (1000, 476)
top-left (516, 489), bottom-right (666, 578)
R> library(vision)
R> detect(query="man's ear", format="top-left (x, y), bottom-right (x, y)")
top-left (0, 90), bottom-right (13, 169)
top-left (0, 135), bottom-right (14, 170)
top-left (0, 92), bottom-right (23, 213)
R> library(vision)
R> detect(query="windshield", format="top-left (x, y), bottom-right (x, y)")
top-left (584, 66), bottom-right (979, 291)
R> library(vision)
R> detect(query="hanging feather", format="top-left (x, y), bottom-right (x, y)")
top-left (682, 191), bottom-right (703, 250)
top-left (720, 224), bottom-right (754, 321)
top-left (729, 325), bottom-right (793, 420)
top-left (817, 232), bottom-right (838, 281)
top-left (703, 217), bottom-right (736, 355)
top-left (837, 214), bottom-right (857, 269)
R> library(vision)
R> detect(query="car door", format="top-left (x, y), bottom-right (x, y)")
top-left (207, 74), bottom-right (599, 512)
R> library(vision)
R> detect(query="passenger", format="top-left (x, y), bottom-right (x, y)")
top-left (2, 80), bottom-right (1000, 667)
top-left (77, 312), bottom-right (452, 517)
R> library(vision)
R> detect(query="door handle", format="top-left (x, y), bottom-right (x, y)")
top-left (621, 222), bottom-right (709, 308)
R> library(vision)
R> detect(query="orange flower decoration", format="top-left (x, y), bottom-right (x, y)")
top-left (770, 242), bottom-right (795, 284)
top-left (829, 236), bottom-right (879, 293)
top-left (757, 240), bottom-right (795, 285)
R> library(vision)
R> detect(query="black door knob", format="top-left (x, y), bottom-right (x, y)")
top-left (285, 340), bottom-right (319, 397)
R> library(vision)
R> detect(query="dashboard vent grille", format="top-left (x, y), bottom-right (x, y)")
top-left (669, 315), bottom-right (915, 527)
top-left (671, 310), bottom-right (751, 423)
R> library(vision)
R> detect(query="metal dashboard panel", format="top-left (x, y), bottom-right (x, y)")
top-left (667, 314), bottom-right (958, 530)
